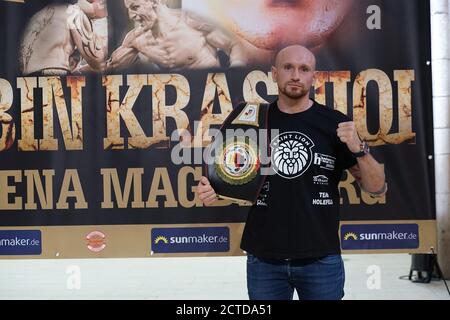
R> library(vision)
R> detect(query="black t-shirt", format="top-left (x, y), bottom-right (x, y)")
top-left (240, 100), bottom-right (357, 259)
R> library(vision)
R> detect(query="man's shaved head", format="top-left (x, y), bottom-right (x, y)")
top-left (272, 45), bottom-right (317, 100)
top-left (274, 45), bottom-right (316, 71)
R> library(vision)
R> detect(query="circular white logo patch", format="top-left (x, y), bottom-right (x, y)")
top-left (271, 132), bottom-right (314, 179)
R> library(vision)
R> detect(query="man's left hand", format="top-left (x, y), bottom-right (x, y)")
top-left (337, 121), bottom-right (361, 153)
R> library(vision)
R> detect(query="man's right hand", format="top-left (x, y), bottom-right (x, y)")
top-left (197, 176), bottom-right (218, 206)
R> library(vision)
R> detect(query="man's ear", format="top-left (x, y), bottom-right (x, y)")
top-left (312, 70), bottom-right (317, 85)
top-left (271, 66), bottom-right (277, 83)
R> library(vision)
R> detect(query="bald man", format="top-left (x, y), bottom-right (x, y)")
top-left (197, 45), bottom-right (387, 300)
top-left (106, 0), bottom-right (246, 71)
top-left (19, 0), bottom-right (108, 75)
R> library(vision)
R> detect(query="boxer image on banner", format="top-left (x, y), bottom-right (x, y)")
top-left (106, 0), bottom-right (246, 71)
top-left (19, 0), bottom-right (108, 75)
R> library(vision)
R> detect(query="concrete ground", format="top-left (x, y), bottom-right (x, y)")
top-left (0, 254), bottom-right (449, 300)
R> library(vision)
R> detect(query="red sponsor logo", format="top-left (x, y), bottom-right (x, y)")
top-left (86, 231), bottom-right (106, 252)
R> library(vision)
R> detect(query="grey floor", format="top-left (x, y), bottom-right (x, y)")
top-left (0, 254), bottom-right (449, 300)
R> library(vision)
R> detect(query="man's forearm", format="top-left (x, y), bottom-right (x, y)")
top-left (337, 121), bottom-right (387, 196)
top-left (105, 46), bottom-right (138, 71)
top-left (356, 154), bottom-right (386, 194)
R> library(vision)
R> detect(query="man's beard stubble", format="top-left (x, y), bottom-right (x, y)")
top-left (280, 83), bottom-right (309, 99)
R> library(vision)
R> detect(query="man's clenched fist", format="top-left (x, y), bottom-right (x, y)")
top-left (336, 121), bottom-right (362, 153)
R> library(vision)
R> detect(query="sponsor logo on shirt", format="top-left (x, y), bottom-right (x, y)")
top-left (256, 181), bottom-right (270, 207)
top-left (314, 153), bottom-right (336, 171)
top-left (271, 132), bottom-right (314, 179)
top-left (313, 175), bottom-right (329, 186)
top-left (312, 192), bottom-right (334, 206)
top-left (341, 224), bottom-right (419, 250)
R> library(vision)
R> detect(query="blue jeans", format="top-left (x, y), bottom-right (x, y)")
top-left (246, 254), bottom-right (345, 300)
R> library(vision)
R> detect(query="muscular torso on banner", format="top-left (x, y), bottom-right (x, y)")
top-left (134, 12), bottom-right (221, 69)
top-left (20, 4), bottom-right (106, 75)
top-left (20, 6), bottom-right (75, 75)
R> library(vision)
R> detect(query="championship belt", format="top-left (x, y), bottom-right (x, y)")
top-left (205, 102), bottom-right (270, 205)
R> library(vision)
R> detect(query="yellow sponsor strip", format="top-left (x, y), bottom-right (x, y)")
top-left (0, 220), bottom-right (436, 259)
top-left (0, 223), bottom-right (246, 259)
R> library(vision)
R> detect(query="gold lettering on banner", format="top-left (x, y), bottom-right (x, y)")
top-left (313, 71), bottom-right (351, 115)
top-left (0, 166), bottom-right (261, 210)
top-left (353, 69), bottom-right (414, 146)
top-left (339, 170), bottom-right (361, 205)
top-left (0, 170), bottom-right (22, 210)
top-left (39, 77), bottom-right (84, 150)
top-left (393, 70), bottom-right (415, 143)
top-left (24, 170), bottom-right (55, 210)
top-left (353, 69), bottom-right (393, 146)
top-left (2, 69), bottom-right (417, 153)
top-left (17, 77), bottom-right (38, 151)
top-left (193, 73), bottom-right (233, 148)
top-left (0, 78), bottom-right (15, 151)
top-left (242, 71), bottom-right (278, 103)
top-left (339, 166), bottom-right (386, 205)
top-left (100, 166), bottom-right (228, 209)
top-left (16, 77), bottom-right (84, 151)
top-left (149, 74), bottom-right (190, 149)
top-left (0, 169), bottom-right (89, 211)
top-left (103, 74), bottom-right (190, 149)
top-left (330, 71), bottom-right (351, 115)
top-left (240, 69), bottom-right (413, 147)
top-left (178, 166), bottom-right (202, 208)
top-left (66, 77), bottom-right (85, 148)
top-left (103, 75), bottom-right (148, 149)
top-left (146, 168), bottom-right (177, 208)
top-left (314, 71), bottom-right (329, 105)
top-left (101, 168), bottom-right (145, 209)
top-left (56, 169), bottom-right (88, 209)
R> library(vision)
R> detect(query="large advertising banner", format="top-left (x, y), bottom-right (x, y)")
top-left (0, 0), bottom-right (436, 258)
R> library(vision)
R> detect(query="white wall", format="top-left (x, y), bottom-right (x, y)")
top-left (431, 0), bottom-right (450, 278)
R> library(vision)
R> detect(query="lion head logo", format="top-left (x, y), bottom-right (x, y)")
top-left (271, 132), bottom-right (314, 179)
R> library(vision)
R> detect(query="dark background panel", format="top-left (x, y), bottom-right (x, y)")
top-left (0, 0), bottom-right (435, 226)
